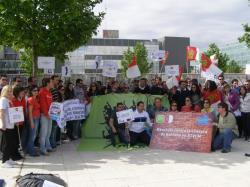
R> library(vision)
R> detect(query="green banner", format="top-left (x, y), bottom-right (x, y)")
top-left (83, 93), bottom-right (169, 138)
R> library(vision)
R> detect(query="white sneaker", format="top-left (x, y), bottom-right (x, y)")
top-left (2, 161), bottom-right (13, 168)
top-left (8, 159), bottom-right (18, 165)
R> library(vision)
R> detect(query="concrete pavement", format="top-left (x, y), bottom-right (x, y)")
top-left (1, 138), bottom-right (250, 187)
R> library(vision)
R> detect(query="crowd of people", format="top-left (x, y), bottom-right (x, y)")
top-left (0, 73), bottom-right (250, 168)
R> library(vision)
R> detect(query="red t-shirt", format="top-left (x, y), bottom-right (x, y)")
top-left (181, 105), bottom-right (192, 112)
top-left (11, 97), bottom-right (26, 125)
top-left (27, 97), bottom-right (40, 119)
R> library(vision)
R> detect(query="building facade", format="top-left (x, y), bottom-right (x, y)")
top-left (220, 42), bottom-right (250, 68)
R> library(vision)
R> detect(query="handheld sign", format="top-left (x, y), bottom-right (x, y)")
top-left (165, 65), bottom-right (180, 76)
top-left (102, 61), bottom-right (118, 78)
top-left (116, 109), bottom-right (134, 124)
top-left (8, 107), bottom-right (24, 124)
top-left (38, 56), bottom-right (55, 69)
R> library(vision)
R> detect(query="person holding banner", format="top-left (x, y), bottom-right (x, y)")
top-left (39, 78), bottom-right (53, 155)
top-left (147, 98), bottom-right (168, 122)
top-left (129, 101), bottom-right (151, 146)
top-left (26, 86), bottom-right (40, 157)
top-left (0, 85), bottom-right (18, 168)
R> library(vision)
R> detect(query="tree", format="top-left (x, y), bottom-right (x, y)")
top-left (121, 43), bottom-right (153, 78)
top-left (226, 60), bottom-right (243, 73)
top-left (0, 0), bottom-right (104, 75)
top-left (239, 0), bottom-right (250, 47)
top-left (204, 43), bottom-right (228, 72)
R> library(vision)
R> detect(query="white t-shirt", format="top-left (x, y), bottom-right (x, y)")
top-left (129, 110), bottom-right (151, 133)
top-left (0, 97), bottom-right (14, 129)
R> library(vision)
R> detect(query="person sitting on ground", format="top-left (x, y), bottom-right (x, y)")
top-left (147, 97), bottom-right (168, 122)
top-left (129, 101), bottom-right (151, 146)
top-left (201, 99), bottom-right (217, 121)
top-left (212, 103), bottom-right (239, 153)
top-left (108, 103), bottom-right (130, 145)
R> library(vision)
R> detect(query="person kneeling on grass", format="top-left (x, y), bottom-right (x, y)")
top-left (212, 102), bottom-right (239, 153)
top-left (129, 101), bottom-right (151, 146)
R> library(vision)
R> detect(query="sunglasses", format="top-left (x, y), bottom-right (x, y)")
top-left (1, 78), bottom-right (7, 81)
top-left (32, 89), bottom-right (38, 92)
top-left (172, 104), bottom-right (177, 107)
top-left (204, 102), bottom-right (209, 104)
top-left (186, 100), bottom-right (191, 102)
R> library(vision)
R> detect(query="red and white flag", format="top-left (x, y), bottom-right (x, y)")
top-left (201, 53), bottom-right (222, 79)
top-left (126, 55), bottom-right (141, 78)
top-left (186, 46), bottom-right (199, 62)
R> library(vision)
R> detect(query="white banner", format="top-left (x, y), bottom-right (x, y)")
top-left (102, 61), bottom-right (118, 78)
top-left (38, 56), bottom-right (55, 69)
top-left (62, 65), bottom-right (71, 77)
top-left (246, 64), bottom-right (250, 75)
top-left (208, 64), bottom-right (222, 78)
top-left (49, 99), bottom-right (85, 128)
top-left (8, 107), bottom-right (24, 124)
top-left (165, 65), bottom-right (179, 76)
top-left (151, 50), bottom-right (165, 61)
top-left (116, 109), bottom-right (134, 124)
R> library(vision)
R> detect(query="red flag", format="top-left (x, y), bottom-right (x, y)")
top-left (160, 51), bottom-right (169, 65)
top-left (126, 55), bottom-right (141, 78)
top-left (201, 53), bottom-right (212, 71)
top-left (186, 46), bottom-right (199, 61)
top-left (176, 65), bottom-right (184, 81)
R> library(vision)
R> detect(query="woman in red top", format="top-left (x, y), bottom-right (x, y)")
top-left (11, 86), bottom-right (26, 160)
top-left (26, 86), bottom-right (40, 156)
top-left (181, 97), bottom-right (193, 112)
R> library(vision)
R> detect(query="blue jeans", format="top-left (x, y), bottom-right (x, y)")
top-left (39, 114), bottom-right (52, 152)
top-left (213, 128), bottom-right (235, 151)
top-left (26, 118), bottom-right (40, 155)
top-left (50, 121), bottom-right (58, 148)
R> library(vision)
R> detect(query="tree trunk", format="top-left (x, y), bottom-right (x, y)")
top-left (32, 44), bottom-right (37, 76)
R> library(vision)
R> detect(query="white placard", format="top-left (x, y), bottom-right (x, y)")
top-left (38, 56), bottom-right (55, 69)
top-left (151, 50), bottom-right (165, 61)
top-left (201, 70), bottom-right (216, 81)
top-left (165, 65), bottom-right (179, 76)
top-left (166, 76), bottom-right (179, 89)
top-left (62, 65), bottom-right (71, 77)
top-left (8, 107), bottom-right (24, 124)
top-left (102, 61), bottom-right (118, 78)
top-left (208, 64), bottom-right (222, 78)
top-left (246, 64), bottom-right (250, 75)
top-left (116, 109), bottom-right (134, 124)
top-left (44, 69), bottom-right (54, 75)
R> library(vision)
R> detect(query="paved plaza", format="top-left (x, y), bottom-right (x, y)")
top-left (1, 139), bottom-right (250, 187)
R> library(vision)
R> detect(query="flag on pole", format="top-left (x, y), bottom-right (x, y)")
top-left (126, 55), bottom-right (141, 78)
top-left (186, 46), bottom-right (199, 61)
top-left (201, 53), bottom-right (222, 79)
top-left (160, 51), bottom-right (169, 65)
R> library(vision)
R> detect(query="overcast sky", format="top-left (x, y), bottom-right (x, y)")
top-left (94, 0), bottom-right (250, 48)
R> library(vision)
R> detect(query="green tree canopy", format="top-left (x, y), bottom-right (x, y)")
top-left (0, 0), bottom-right (104, 75)
top-left (239, 0), bottom-right (250, 47)
top-left (121, 43), bottom-right (153, 79)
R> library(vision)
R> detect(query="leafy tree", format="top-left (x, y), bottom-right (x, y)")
top-left (239, 24), bottom-right (250, 48)
top-left (226, 60), bottom-right (243, 73)
top-left (239, 0), bottom-right (250, 47)
top-left (204, 43), bottom-right (228, 72)
top-left (0, 0), bottom-right (104, 75)
top-left (121, 43), bottom-right (153, 78)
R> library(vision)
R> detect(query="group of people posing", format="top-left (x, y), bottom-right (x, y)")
top-left (0, 74), bottom-right (250, 168)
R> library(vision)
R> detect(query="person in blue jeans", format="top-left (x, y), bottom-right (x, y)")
top-left (212, 102), bottom-right (239, 153)
top-left (26, 86), bottom-right (40, 156)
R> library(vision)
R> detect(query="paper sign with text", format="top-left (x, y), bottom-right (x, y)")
top-left (38, 56), bottom-right (55, 69)
top-left (8, 107), bottom-right (24, 124)
top-left (116, 109), bottom-right (134, 124)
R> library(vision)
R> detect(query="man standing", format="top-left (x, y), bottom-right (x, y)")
top-left (134, 78), bottom-right (151, 94)
top-left (50, 75), bottom-right (60, 149)
top-left (177, 80), bottom-right (191, 111)
top-left (129, 101), bottom-right (151, 146)
top-left (39, 78), bottom-right (53, 155)
top-left (0, 75), bottom-right (8, 94)
top-left (12, 77), bottom-right (22, 87)
top-left (73, 79), bottom-right (85, 139)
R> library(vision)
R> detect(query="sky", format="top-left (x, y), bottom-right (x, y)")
top-left (94, 0), bottom-right (250, 48)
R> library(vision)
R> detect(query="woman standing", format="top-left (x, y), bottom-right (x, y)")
top-left (26, 86), bottom-right (40, 156)
top-left (239, 86), bottom-right (250, 140)
top-left (181, 97), bottom-right (193, 112)
top-left (0, 85), bottom-right (17, 168)
top-left (190, 84), bottom-right (202, 112)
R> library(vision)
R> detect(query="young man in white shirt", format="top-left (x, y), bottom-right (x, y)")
top-left (129, 101), bottom-right (151, 146)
